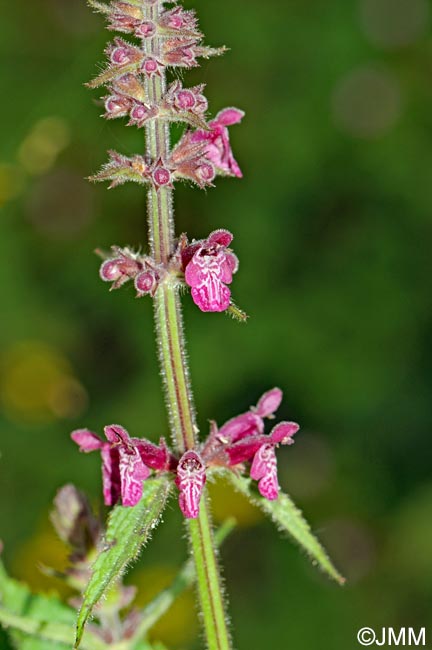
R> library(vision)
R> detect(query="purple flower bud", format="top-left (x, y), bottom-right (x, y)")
top-left (175, 89), bottom-right (196, 110)
top-left (160, 7), bottom-right (199, 33)
top-left (153, 166), bottom-right (171, 187)
top-left (135, 270), bottom-right (158, 295)
top-left (175, 450), bottom-right (206, 519)
top-left (130, 104), bottom-right (147, 120)
top-left (197, 162), bottom-right (216, 184)
top-left (100, 258), bottom-right (123, 282)
top-left (111, 46), bottom-right (131, 65)
top-left (135, 21), bottom-right (156, 38)
top-left (141, 57), bottom-right (163, 77)
top-left (105, 95), bottom-right (132, 118)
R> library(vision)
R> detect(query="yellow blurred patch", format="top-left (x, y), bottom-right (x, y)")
top-left (0, 163), bottom-right (25, 207)
top-left (17, 117), bottom-right (71, 175)
top-left (11, 521), bottom-right (71, 598)
top-left (208, 475), bottom-right (263, 527)
top-left (132, 564), bottom-right (197, 647)
top-left (0, 341), bottom-right (87, 423)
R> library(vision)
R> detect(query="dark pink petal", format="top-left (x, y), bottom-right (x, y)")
top-left (250, 444), bottom-right (279, 500)
top-left (213, 107), bottom-right (245, 127)
top-left (104, 424), bottom-right (132, 446)
top-left (206, 229), bottom-right (233, 248)
top-left (270, 421), bottom-right (299, 444)
top-left (119, 447), bottom-right (150, 507)
top-left (71, 429), bottom-right (104, 452)
top-left (175, 451), bottom-right (206, 519)
top-left (226, 434), bottom-right (268, 466)
top-left (134, 437), bottom-right (170, 471)
top-left (101, 446), bottom-right (121, 506)
top-left (221, 252), bottom-right (239, 280)
top-left (189, 128), bottom-right (208, 144)
top-left (219, 412), bottom-right (263, 443)
top-left (255, 388), bottom-right (283, 418)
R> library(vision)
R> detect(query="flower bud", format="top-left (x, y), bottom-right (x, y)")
top-left (110, 46), bottom-right (131, 65)
top-left (135, 270), bottom-right (158, 295)
top-left (197, 162), bottom-right (215, 184)
top-left (135, 21), bottom-right (156, 38)
top-left (141, 57), bottom-right (163, 77)
top-left (153, 166), bottom-right (171, 187)
top-left (105, 94), bottom-right (132, 118)
top-left (129, 103), bottom-right (151, 124)
top-left (100, 258), bottom-right (122, 282)
top-left (175, 89), bottom-right (196, 110)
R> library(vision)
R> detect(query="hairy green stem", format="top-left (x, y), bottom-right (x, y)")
top-left (143, 4), bottom-right (232, 649)
top-left (132, 518), bottom-right (236, 643)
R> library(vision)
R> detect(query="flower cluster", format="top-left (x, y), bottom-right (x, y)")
top-left (71, 389), bottom-right (299, 518)
top-left (92, 108), bottom-right (243, 190)
top-left (98, 229), bottom-right (239, 313)
top-left (87, 1), bottom-right (243, 191)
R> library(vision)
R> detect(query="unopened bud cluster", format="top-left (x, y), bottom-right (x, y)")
top-left (88, 0), bottom-right (243, 192)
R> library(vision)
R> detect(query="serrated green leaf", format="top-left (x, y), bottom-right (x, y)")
top-left (226, 473), bottom-right (345, 585)
top-left (75, 476), bottom-right (172, 649)
top-left (0, 607), bottom-right (82, 650)
top-left (0, 560), bottom-right (105, 650)
top-left (0, 560), bottom-right (75, 626)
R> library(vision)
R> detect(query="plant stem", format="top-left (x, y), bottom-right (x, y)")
top-left (143, 5), bottom-right (232, 649)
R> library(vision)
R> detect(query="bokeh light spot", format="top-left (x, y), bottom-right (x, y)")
top-left (17, 117), bottom-right (71, 176)
top-left (0, 163), bottom-right (25, 207)
top-left (278, 433), bottom-right (333, 500)
top-left (11, 520), bottom-right (70, 596)
top-left (332, 65), bottom-right (401, 139)
top-left (318, 518), bottom-right (376, 584)
top-left (360, 0), bottom-right (429, 49)
top-left (208, 476), bottom-right (262, 527)
top-left (25, 167), bottom-right (95, 239)
top-left (132, 564), bottom-right (197, 646)
top-left (0, 341), bottom-right (87, 424)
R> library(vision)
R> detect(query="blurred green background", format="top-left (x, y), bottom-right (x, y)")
top-left (1, 0), bottom-right (432, 648)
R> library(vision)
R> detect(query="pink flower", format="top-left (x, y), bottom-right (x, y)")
top-left (71, 425), bottom-right (170, 507)
top-left (218, 387), bottom-right (283, 443)
top-left (191, 108), bottom-right (244, 178)
top-left (202, 388), bottom-right (299, 501)
top-left (226, 421), bottom-right (299, 500)
top-left (183, 229), bottom-right (239, 312)
top-left (175, 450), bottom-right (207, 519)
